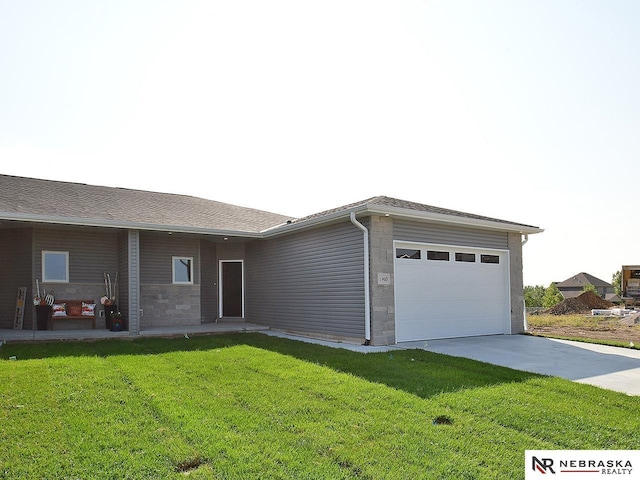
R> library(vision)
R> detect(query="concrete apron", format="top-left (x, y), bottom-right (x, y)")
top-left (403, 334), bottom-right (640, 397)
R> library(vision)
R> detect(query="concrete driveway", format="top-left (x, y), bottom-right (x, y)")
top-left (403, 335), bottom-right (640, 396)
top-left (265, 331), bottom-right (640, 396)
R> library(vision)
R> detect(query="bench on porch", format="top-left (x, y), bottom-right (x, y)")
top-left (49, 300), bottom-right (97, 329)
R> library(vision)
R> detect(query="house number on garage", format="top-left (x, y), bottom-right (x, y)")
top-left (377, 273), bottom-right (391, 286)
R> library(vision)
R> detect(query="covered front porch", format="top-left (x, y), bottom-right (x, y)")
top-left (0, 321), bottom-right (269, 343)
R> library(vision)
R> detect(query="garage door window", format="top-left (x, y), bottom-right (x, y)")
top-left (455, 252), bottom-right (476, 263)
top-left (396, 248), bottom-right (421, 259)
top-left (427, 250), bottom-right (449, 261)
top-left (481, 254), bottom-right (500, 264)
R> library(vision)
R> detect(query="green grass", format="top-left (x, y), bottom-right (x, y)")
top-left (526, 313), bottom-right (613, 328)
top-left (1, 333), bottom-right (639, 479)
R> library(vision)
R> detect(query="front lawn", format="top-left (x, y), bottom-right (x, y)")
top-left (1, 333), bottom-right (639, 479)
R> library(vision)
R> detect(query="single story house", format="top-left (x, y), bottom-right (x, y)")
top-left (0, 174), bottom-right (542, 345)
top-left (554, 272), bottom-right (614, 300)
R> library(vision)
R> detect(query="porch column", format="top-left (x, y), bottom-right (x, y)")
top-left (508, 232), bottom-right (525, 334)
top-left (369, 215), bottom-right (395, 345)
top-left (128, 230), bottom-right (141, 335)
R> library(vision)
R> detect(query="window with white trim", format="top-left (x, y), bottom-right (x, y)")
top-left (172, 256), bottom-right (194, 284)
top-left (42, 251), bottom-right (69, 283)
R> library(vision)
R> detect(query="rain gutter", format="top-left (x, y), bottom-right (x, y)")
top-left (0, 212), bottom-right (264, 238)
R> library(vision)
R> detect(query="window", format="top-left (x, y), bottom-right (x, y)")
top-left (173, 256), bottom-right (194, 284)
top-left (481, 254), bottom-right (500, 264)
top-left (42, 251), bottom-right (69, 283)
top-left (396, 248), bottom-right (421, 259)
top-left (455, 252), bottom-right (476, 263)
top-left (427, 250), bottom-right (450, 261)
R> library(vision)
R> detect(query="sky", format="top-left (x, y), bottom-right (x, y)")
top-left (1, 0), bottom-right (639, 287)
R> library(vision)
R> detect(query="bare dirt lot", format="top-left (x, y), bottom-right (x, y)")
top-left (526, 291), bottom-right (640, 346)
top-left (526, 314), bottom-right (640, 345)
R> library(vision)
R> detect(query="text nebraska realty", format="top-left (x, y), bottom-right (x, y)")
top-left (560, 459), bottom-right (632, 475)
top-left (533, 456), bottom-right (633, 475)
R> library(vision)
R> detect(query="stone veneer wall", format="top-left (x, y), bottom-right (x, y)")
top-left (508, 232), bottom-right (525, 334)
top-left (140, 285), bottom-right (201, 328)
top-left (369, 215), bottom-right (396, 345)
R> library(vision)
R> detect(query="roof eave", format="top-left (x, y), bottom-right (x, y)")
top-left (264, 204), bottom-right (543, 236)
top-left (365, 204), bottom-right (543, 234)
top-left (2, 202), bottom-right (544, 238)
top-left (262, 205), bottom-right (370, 236)
top-left (0, 212), bottom-right (263, 238)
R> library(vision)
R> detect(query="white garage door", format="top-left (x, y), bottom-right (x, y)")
top-left (394, 242), bottom-right (510, 342)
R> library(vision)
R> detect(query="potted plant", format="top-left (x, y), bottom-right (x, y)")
top-left (110, 312), bottom-right (124, 332)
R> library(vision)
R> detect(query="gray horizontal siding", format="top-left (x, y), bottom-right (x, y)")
top-left (246, 221), bottom-right (365, 339)
top-left (29, 226), bottom-right (119, 324)
top-left (393, 219), bottom-right (509, 249)
top-left (139, 233), bottom-right (200, 285)
top-left (200, 239), bottom-right (217, 322)
top-left (0, 228), bottom-right (33, 329)
top-left (33, 226), bottom-right (119, 284)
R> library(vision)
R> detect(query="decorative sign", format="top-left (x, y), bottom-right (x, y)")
top-left (14, 287), bottom-right (27, 330)
top-left (377, 273), bottom-right (392, 286)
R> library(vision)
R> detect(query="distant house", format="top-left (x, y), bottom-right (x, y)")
top-left (605, 293), bottom-right (622, 304)
top-left (554, 272), bottom-right (614, 299)
top-left (0, 174), bottom-right (543, 345)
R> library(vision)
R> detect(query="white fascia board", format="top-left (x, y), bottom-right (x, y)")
top-left (260, 205), bottom-right (370, 236)
top-left (365, 205), bottom-right (544, 235)
top-left (1, 203), bottom-right (543, 238)
top-left (263, 204), bottom-right (543, 237)
top-left (0, 212), bottom-right (263, 238)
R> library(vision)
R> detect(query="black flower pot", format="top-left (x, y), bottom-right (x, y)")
top-left (104, 304), bottom-right (118, 329)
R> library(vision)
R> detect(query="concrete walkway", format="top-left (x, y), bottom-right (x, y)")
top-left (0, 321), bottom-right (269, 343)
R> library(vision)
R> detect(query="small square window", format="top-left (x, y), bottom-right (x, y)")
top-left (455, 252), bottom-right (476, 263)
top-left (427, 250), bottom-right (450, 261)
top-left (396, 248), bottom-right (421, 259)
top-left (481, 254), bottom-right (500, 264)
top-left (42, 251), bottom-right (69, 283)
top-left (173, 257), bottom-right (194, 284)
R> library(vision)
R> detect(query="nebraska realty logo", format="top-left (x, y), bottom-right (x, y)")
top-left (526, 451), bottom-right (639, 479)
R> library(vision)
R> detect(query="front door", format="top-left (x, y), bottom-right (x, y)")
top-left (220, 260), bottom-right (243, 318)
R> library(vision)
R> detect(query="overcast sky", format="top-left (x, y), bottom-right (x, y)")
top-left (2, 0), bottom-right (639, 287)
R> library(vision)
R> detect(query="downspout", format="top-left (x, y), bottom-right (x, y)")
top-left (350, 212), bottom-right (371, 345)
top-left (521, 233), bottom-right (529, 331)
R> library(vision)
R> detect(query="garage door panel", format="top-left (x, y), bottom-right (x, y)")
top-left (394, 243), bottom-right (510, 342)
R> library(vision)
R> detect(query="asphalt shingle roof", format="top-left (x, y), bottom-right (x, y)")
top-left (293, 195), bottom-right (539, 230)
top-left (555, 272), bottom-right (612, 288)
top-left (0, 175), bottom-right (292, 233)
top-left (0, 175), bottom-right (541, 234)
